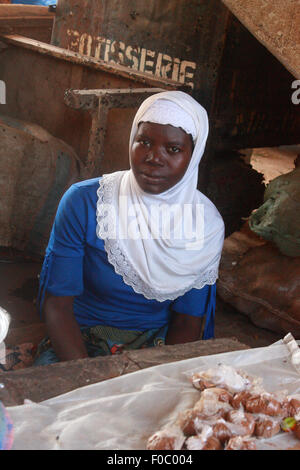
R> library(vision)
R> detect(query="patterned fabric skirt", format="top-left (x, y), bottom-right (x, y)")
top-left (34, 323), bottom-right (168, 366)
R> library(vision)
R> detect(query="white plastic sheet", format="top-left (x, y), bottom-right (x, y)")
top-left (7, 336), bottom-right (300, 450)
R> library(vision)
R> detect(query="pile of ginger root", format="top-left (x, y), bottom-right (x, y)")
top-left (147, 365), bottom-right (300, 450)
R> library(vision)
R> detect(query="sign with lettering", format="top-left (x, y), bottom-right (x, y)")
top-left (66, 29), bottom-right (197, 89)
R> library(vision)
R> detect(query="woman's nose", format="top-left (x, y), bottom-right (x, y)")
top-left (145, 149), bottom-right (164, 165)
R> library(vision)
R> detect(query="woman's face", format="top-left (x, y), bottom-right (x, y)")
top-left (130, 122), bottom-right (193, 194)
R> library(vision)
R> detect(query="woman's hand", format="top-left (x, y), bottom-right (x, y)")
top-left (43, 293), bottom-right (88, 362)
top-left (165, 311), bottom-right (205, 345)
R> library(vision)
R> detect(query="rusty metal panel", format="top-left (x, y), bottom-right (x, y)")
top-left (51, 0), bottom-right (300, 152)
top-left (0, 35), bottom-right (176, 166)
top-left (210, 13), bottom-right (300, 151)
top-left (0, 4), bottom-right (54, 43)
top-left (221, 0), bottom-right (300, 79)
top-left (51, 0), bottom-right (229, 113)
top-left (64, 87), bottom-right (166, 177)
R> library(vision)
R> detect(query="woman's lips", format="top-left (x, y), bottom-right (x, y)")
top-left (140, 172), bottom-right (166, 183)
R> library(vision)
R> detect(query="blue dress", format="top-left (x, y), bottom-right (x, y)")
top-left (38, 178), bottom-right (217, 340)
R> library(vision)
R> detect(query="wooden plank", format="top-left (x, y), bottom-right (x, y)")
top-left (0, 337), bottom-right (249, 406)
top-left (0, 34), bottom-right (183, 90)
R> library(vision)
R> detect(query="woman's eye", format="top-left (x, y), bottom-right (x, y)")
top-left (139, 139), bottom-right (150, 147)
top-left (168, 146), bottom-right (180, 153)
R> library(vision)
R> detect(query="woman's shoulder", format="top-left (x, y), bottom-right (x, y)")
top-left (71, 177), bottom-right (102, 192)
top-left (56, 178), bottom-right (102, 219)
top-left (63, 177), bottom-right (101, 202)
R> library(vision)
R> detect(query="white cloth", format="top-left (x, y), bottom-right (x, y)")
top-left (96, 91), bottom-right (225, 301)
top-left (0, 307), bottom-right (10, 344)
top-left (140, 99), bottom-right (197, 142)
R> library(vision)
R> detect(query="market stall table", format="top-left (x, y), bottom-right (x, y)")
top-left (0, 337), bottom-right (249, 406)
top-left (4, 333), bottom-right (300, 450)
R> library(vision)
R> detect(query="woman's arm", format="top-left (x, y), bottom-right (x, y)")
top-left (43, 293), bottom-right (88, 362)
top-left (165, 311), bottom-right (205, 345)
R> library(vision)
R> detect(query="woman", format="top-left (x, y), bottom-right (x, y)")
top-left (34, 90), bottom-right (225, 365)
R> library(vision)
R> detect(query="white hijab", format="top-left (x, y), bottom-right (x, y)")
top-left (96, 91), bottom-right (225, 301)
